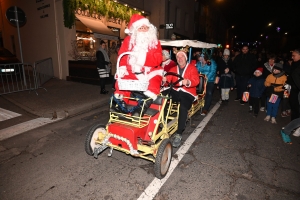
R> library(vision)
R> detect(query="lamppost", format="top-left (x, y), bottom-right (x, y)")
top-left (226, 25), bottom-right (234, 48)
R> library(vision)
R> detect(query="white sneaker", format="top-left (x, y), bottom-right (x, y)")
top-left (271, 117), bottom-right (277, 124)
top-left (293, 127), bottom-right (300, 137)
top-left (260, 107), bottom-right (265, 112)
top-left (264, 115), bottom-right (270, 121)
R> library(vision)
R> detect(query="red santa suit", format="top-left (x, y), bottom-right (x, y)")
top-left (165, 54), bottom-right (200, 99)
top-left (162, 49), bottom-right (177, 72)
top-left (115, 14), bottom-right (163, 100)
top-left (162, 59), bottom-right (177, 72)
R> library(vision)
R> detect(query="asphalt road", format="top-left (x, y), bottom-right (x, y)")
top-left (0, 93), bottom-right (299, 200)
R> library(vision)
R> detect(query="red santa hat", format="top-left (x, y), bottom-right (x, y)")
top-left (176, 51), bottom-right (188, 60)
top-left (125, 14), bottom-right (151, 34)
top-left (254, 67), bottom-right (263, 75)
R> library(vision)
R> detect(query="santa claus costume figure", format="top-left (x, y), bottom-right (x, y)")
top-left (114, 14), bottom-right (163, 116)
top-left (162, 50), bottom-right (177, 72)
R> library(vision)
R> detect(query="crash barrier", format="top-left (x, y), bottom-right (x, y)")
top-left (0, 57), bottom-right (54, 95)
top-left (34, 57), bottom-right (54, 88)
top-left (0, 63), bottom-right (36, 95)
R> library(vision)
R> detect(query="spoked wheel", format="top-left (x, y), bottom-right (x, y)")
top-left (154, 139), bottom-right (173, 179)
top-left (85, 124), bottom-right (106, 156)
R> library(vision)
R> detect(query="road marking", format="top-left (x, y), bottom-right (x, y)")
top-left (138, 102), bottom-right (221, 200)
top-left (0, 108), bottom-right (22, 122)
top-left (0, 117), bottom-right (61, 141)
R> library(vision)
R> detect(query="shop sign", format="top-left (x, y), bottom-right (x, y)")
top-left (165, 23), bottom-right (174, 29)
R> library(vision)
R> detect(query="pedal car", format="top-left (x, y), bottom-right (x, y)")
top-left (84, 40), bottom-right (216, 179)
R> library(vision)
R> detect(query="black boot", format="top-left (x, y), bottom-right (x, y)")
top-left (111, 96), bottom-right (128, 113)
top-left (132, 98), bottom-right (153, 117)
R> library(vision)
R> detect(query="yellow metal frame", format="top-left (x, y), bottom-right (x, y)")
top-left (94, 74), bottom-right (207, 163)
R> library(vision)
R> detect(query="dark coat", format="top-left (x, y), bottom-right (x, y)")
top-left (233, 53), bottom-right (257, 76)
top-left (96, 50), bottom-right (110, 70)
top-left (217, 57), bottom-right (233, 76)
top-left (287, 60), bottom-right (300, 92)
top-left (248, 76), bottom-right (265, 98)
top-left (218, 73), bottom-right (234, 89)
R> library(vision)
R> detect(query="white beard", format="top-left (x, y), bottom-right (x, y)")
top-left (128, 29), bottom-right (158, 73)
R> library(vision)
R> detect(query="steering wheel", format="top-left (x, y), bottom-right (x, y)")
top-left (164, 71), bottom-right (184, 88)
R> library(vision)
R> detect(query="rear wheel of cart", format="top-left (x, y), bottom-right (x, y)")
top-left (85, 124), bottom-right (105, 156)
top-left (154, 139), bottom-right (173, 179)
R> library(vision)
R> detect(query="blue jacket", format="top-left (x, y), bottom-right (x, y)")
top-left (218, 73), bottom-right (234, 89)
top-left (248, 76), bottom-right (265, 98)
top-left (196, 60), bottom-right (217, 82)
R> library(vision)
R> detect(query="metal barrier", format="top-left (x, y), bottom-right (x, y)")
top-left (0, 57), bottom-right (54, 95)
top-left (0, 63), bottom-right (36, 95)
top-left (34, 57), bottom-right (54, 88)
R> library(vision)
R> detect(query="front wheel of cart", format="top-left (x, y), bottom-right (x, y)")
top-left (154, 139), bottom-right (173, 179)
top-left (85, 124), bottom-right (105, 156)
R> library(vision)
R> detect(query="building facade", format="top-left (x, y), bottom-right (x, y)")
top-left (0, 0), bottom-right (225, 81)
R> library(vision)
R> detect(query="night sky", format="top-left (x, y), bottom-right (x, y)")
top-left (215, 0), bottom-right (300, 42)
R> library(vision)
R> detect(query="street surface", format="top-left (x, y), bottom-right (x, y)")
top-left (0, 93), bottom-right (300, 200)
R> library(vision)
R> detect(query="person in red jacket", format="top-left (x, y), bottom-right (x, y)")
top-left (162, 50), bottom-right (200, 147)
top-left (114, 14), bottom-right (163, 115)
top-left (161, 50), bottom-right (177, 72)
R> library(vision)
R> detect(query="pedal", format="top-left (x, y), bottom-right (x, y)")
top-left (108, 147), bottom-right (113, 157)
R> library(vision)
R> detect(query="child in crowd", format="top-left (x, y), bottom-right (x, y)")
top-left (217, 67), bottom-right (234, 103)
top-left (264, 64), bottom-right (287, 124)
top-left (247, 68), bottom-right (265, 117)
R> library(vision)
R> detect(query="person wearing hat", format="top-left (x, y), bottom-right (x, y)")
top-left (264, 64), bottom-right (287, 124)
top-left (113, 14), bottom-right (163, 116)
top-left (260, 55), bottom-right (279, 112)
top-left (247, 67), bottom-right (265, 117)
top-left (196, 53), bottom-right (217, 116)
top-left (217, 49), bottom-right (233, 75)
top-left (162, 50), bottom-right (200, 147)
top-left (161, 50), bottom-right (177, 72)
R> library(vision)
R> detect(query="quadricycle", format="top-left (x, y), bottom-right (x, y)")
top-left (84, 40), bottom-right (217, 179)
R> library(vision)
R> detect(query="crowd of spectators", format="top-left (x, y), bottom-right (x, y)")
top-left (189, 46), bottom-right (300, 144)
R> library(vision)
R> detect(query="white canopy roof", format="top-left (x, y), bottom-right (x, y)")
top-left (159, 39), bottom-right (217, 48)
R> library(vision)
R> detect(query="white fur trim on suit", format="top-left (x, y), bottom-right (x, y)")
top-left (132, 18), bottom-right (151, 29)
top-left (144, 90), bottom-right (157, 100)
top-left (147, 69), bottom-right (164, 80)
top-left (136, 51), bottom-right (147, 66)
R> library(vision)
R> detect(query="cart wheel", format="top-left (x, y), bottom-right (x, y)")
top-left (85, 124), bottom-right (106, 156)
top-left (154, 139), bottom-right (173, 179)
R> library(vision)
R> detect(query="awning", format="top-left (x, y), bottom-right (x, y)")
top-left (75, 14), bottom-right (119, 40)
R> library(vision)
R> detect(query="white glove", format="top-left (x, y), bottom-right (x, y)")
top-left (284, 84), bottom-right (291, 91)
top-left (132, 64), bottom-right (143, 73)
top-left (118, 66), bottom-right (128, 78)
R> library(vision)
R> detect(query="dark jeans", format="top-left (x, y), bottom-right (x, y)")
top-left (281, 97), bottom-right (290, 112)
top-left (282, 118), bottom-right (300, 135)
top-left (266, 97), bottom-right (281, 118)
top-left (235, 75), bottom-right (250, 100)
top-left (162, 89), bottom-right (195, 135)
top-left (203, 82), bottom-right (215, 111)
top-left (289, 90), bottom-right (300, 120)
top-left (260, 91), bottom-right (266, 108)
top-left (249, 96), bottom-right (260, 114)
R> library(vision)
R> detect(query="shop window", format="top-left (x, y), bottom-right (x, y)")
top-left (75, 32), bottom-right (96, 60)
